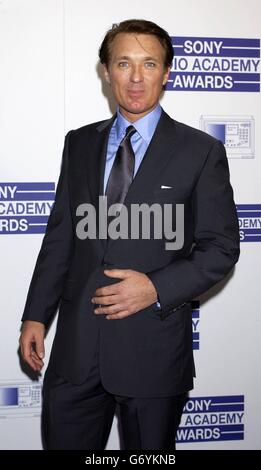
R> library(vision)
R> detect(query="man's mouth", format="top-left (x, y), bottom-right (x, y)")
top-left (127, 89), bottom-right (145, 97)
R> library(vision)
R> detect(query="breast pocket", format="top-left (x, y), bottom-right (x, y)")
top-left (150, 188), bottom-right (188, 204)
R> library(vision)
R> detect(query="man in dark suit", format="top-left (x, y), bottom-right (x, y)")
top-left (19, 19), bottom-right (240, 450)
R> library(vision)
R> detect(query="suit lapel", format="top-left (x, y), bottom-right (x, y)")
top-left (84, 115), bottom-right (116, 249)
top-left (86, 115), bottom-right (116, 207)
top-left (123, 110), bottom-right (178, 205)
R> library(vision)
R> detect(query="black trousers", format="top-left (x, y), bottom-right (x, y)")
top-left (42, 343), bottom-right (186, 450)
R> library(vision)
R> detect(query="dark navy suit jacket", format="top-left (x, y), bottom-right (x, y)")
top-left (22, 110), bottom-right (240, 397)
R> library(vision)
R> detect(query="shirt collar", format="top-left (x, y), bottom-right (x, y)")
top-left (115, 104), bottom-right (162, 142)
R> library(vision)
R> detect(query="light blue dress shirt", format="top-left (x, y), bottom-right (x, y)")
top-left (103, 104), bottom-right (162, 310)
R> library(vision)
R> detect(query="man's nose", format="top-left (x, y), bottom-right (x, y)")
top-left (130, 65), bottom-right (143, 82)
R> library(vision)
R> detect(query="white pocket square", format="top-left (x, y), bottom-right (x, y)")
top-left (161, 185), bottom-right (172, 189)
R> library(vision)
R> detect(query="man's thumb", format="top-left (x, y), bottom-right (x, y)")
top-left (36, 341), bottom-right (45, 359)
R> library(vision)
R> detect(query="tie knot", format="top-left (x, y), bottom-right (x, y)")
top-left (124, 125), bottom-right (136, 141)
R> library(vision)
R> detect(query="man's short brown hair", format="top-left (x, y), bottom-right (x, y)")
top-left (99, 19), bottom-right (174, 68)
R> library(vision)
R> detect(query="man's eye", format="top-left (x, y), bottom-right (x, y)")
top-left (118, 62), bottom-right (129, 67)
top-left (145, 62), bottom-right (156, 68)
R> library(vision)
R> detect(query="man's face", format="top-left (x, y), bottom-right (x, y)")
top-left (103, 33), bottom-right (170, 122)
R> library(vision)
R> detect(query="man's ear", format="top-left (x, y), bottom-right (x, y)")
top-left (162, 66), bottom-right (171, 86)
top-left (103, 65), bottom-right (111, 85)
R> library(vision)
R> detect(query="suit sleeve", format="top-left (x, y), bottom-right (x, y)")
top-left (147, 140), bottom-right (240, 318)
top-left (21, 131), bottom-right (74, 326)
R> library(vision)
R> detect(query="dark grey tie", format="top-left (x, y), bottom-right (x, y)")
top-left (105, 125), bottom-right (136, 209)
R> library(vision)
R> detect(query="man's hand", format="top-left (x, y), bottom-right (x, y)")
top-left (91, 269), bottom-right (158, 320)
top-left (19, 320), bottom-right (45, 372)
